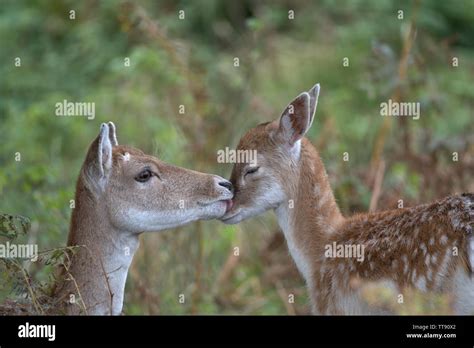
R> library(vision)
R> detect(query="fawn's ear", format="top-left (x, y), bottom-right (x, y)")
top-left (108, 121), bottom-right (119, 146)
top-left (276, 92), bottom-right (311, 146)
top-left (85, 123), bottom-right (114, 187)
top-left (307, 83), bottom-right (320, 129)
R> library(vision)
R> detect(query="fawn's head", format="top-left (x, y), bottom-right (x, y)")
top-left (79, 122), bottom-right (234, 232)
top-left (221, 84), bottom-right (320, 224)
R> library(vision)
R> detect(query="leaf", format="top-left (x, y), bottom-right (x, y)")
top-left (0, 213), bottom-right (31, 240)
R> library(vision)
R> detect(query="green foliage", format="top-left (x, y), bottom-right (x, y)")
top-left (0, 213), bottom-right (82, 314)
top-left (0, 214), bottom-right (31, 240)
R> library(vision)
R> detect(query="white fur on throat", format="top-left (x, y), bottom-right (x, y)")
top-left (275, 203), bottom-right (312, 286)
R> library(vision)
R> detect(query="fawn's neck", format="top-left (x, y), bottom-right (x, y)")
top-left (275, 138), bottom-right (344, 287)
top-left (57, 181), bottom-right (139, 315)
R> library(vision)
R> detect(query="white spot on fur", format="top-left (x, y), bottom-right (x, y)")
top-left (440, 235), bottom-right (448, 245)
top-left (425, 254), bottom-right (430, 267)
top-left (421, 212), bottom-right (429, 221)
top-left (451, 216), bottom-right (461, 229)
top-left (426, 268), bottom-right (433, 282)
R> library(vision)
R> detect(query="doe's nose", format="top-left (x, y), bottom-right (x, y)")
top-left (218, 180), bottom-right (234, 193)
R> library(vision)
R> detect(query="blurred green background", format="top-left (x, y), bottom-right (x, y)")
top-left (0, 0), bottom-right (473, 314)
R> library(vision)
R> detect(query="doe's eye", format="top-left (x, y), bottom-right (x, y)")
top-left (245, 167), bottom-right (260, 177)
top-left (135, 169), bottom-right (153, 183)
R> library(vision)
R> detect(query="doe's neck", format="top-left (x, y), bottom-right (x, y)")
top-left (58, 182), bottom-right (139, 315)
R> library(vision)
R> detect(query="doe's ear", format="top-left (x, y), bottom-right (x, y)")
top-left (97, 123), bottom-right (113, 178)
top-left (277, 92), bottom-right (311, 145)
top-left (307, 83), bottom-right (320, 129)
top-left (84, 123), bottom-right (114, 187)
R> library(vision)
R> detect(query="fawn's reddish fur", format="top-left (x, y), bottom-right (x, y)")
top-left (222, 84), bottom-right (474, 314)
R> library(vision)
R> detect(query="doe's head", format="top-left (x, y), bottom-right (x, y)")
top-left (221, 83), bottom-right (320, 224)
top-left (80, 122), bottom-right (234, 232)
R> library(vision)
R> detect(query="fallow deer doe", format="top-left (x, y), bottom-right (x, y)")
top-left (53, 122), bottom-right (233, 315)
top-left (221, 83), bottom-right (474, 314)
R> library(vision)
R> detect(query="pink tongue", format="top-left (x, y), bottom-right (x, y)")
top-left (225, 200), bottom-right (234, 213)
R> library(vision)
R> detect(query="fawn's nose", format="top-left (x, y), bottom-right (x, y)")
top-left (218, 180), bottom-right (234, 193)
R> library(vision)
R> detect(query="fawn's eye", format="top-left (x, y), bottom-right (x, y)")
top-left (135, 169), bottom-right (153, 183)
top-left (244, 167), bottom-right (259, 177)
